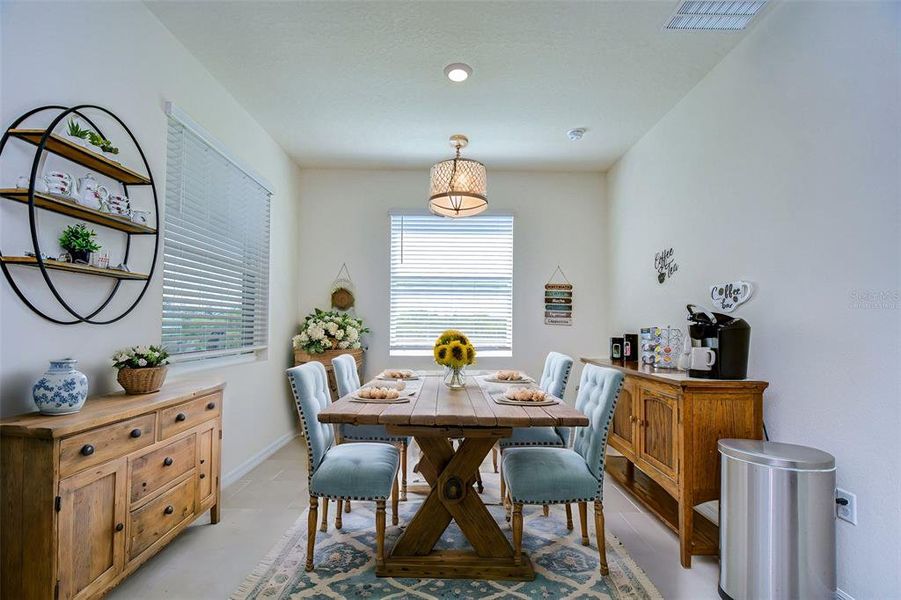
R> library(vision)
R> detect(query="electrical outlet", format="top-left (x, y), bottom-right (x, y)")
top-left (835, 488), bottom-right (857, 525)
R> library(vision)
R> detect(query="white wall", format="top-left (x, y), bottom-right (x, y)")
top-left (0, 2), bottom-right (302, 477)
top-left (605, 3), bottom-right (900, 597)
top-left (297, 168), bottom-right (608, 401)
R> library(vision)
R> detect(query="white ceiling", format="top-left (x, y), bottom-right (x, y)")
top-left (147, 1), bottom-right (754, 171)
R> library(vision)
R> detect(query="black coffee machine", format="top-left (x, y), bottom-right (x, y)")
top-left (686, 304), bottom-right (751, 379)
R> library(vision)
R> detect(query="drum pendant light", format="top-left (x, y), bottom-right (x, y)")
top-left (428, 135), bottom-right (487, 218)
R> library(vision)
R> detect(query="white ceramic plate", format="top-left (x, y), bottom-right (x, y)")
top-left (491, 394), bottom-right (559, 407)
top-left (376, 372), bottom-right (420, 381)
top-left (349, 397), bottom-right (411, 404)
top-left (483, 375), bottom-right (535, 384)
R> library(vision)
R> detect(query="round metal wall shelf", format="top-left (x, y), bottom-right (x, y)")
top-left (0, 105), bottom-right (160, 324)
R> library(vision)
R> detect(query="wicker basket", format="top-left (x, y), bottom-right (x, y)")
top-left (117, 366), bottom-right (168, 395)
top-left (293, 347), bottom-right (363, 367)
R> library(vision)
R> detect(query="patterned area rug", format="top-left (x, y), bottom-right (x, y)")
top-left (232, 473), bottom-right (661, 600)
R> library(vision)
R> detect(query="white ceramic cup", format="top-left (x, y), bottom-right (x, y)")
top-left (690, 347), bottom-right (716, 371)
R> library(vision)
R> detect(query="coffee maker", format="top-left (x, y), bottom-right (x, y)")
top-left (686, 304), bottom-right (750, 379)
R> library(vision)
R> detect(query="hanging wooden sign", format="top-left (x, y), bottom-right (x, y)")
top-left (330, 263), bottom-right (355, 310)
top-left (544, 266), bottom-right (573, 326)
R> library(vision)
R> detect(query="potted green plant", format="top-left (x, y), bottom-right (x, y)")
top-left (58, 223), bottom-right (101, 264)
top-left (86, 131), bottom-right (119, 160)
top-left (111, 345), bottom-right (170, 394)
top-left (65, 118), bottom-right (92, 147)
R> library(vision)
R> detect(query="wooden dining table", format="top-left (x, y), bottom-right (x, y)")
top-left (318, 372), bottom-right (589, 581)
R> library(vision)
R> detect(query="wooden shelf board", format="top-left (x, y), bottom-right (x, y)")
top-left (606, 455), bottom-right (719, 555)
top-left (8, 129), bottom-right (151, 185)
top-left (0, 189), bottom-right (156, 235)
top-left (0, 256), bottom-right (149, 280)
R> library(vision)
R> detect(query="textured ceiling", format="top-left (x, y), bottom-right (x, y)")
top-left (147, 1), bottom-right (754, 171)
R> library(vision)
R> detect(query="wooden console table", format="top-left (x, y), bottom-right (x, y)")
top-left (581, 358), bottom-right (767, 568)
top-left (1, 379), bottom-right (224, 599)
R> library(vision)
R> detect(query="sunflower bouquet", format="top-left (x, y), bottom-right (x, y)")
top-left (433, 330), bottom-right (476, 389)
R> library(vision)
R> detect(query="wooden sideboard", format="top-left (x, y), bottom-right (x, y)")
top-left (294, 348), bottom-right (363, 400)
top-left (581, 358), bottom-right (767, 568)
top-left (1, 379), bottom-right (224, 599)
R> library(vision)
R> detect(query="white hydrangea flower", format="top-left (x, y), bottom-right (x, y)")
top-left (334, 329), bottom-right (344, 340)
top-left (299, 331), bottom-right (309, 342)
top-left (351, 341), bottom-right (362, 349)
top-left (338, 340), bottom-right (350, 349)
top-left (326, 322), bottom-right (338, 335)
top-left (137, 358), bottom-right (148, 367)
top-left (309, 326), bottom-right (325, 340)
top-left (346, 328), bottom-right (359, 342)
top-left (135, 345), bottom-right (150, 355)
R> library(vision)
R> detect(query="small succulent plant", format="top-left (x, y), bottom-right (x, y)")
top-left (87, 131), bottom-right (119, 155)
top-left (66, 118), bottom-right (91, 140)
top-left (59, 223), bottom-right (101, 254)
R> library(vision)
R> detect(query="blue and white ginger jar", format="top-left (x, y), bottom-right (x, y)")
top-left (32, 359), bottom-right (88, 415)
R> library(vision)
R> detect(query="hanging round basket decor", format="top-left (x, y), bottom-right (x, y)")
top-left (330, 263), bottom-right (355, 310)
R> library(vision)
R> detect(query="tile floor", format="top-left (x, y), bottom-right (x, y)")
top-left (109, 436), bottom-right (720, 599)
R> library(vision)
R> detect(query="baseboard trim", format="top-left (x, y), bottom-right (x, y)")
top-left (222, 431), bottom-right (299, 488)
top-left (835, 588), bottom-right (854, 600)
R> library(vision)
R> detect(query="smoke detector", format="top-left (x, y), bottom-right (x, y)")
top-left (567, 128), bottom-right (586, 141)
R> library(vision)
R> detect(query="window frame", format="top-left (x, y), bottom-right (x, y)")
top-left (387, 209), bottom-right (514, 358)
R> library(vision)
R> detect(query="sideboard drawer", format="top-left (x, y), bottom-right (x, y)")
top-left (159, 393), bottom-right (221, 440)
top-left (60, 414), bottom-right (156, 478)
top-left (128, 475), bottom-right (195, 560)
top-left (130, 434), bottom-right (196, 504)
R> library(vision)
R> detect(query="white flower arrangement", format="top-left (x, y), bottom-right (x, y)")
top-left (293, 309), bottom-right (369, 354)
top-left (111, 345), bottom-right (170, 370)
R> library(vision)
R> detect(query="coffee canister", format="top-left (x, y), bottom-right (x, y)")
top-left (623, 333), bottom-right (639, 362)
top-left (610, 337), bottom-right (624, 360)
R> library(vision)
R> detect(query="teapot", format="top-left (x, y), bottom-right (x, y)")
top-left (75, 172), bottom-right (109, 210)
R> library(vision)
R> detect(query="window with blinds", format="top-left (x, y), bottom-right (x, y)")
top-left (389, 213), bottom-right (513, 356)
top-left (162, 117), bottom-right (271, 360)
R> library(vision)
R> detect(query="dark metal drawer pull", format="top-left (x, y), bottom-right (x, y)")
top-left (80, 444), bottom-right (95, 456)
top-left (175, 413), bottom-right (187, 422)
top-left (115, 522), bottom-right (124, 532)
top-left (164, 505), bottom-right (174, 515)
top-left (163, 457), bottom-right (174, 466)
top-left (199, 474), bottom-right (206, 479)
top-left (130, 428), bottom-right (142, 438)
top-left (206, 402), bottom-right (216, 410)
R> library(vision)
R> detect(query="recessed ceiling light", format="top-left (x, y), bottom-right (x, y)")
top-left (567, 128), bottom-right (587, 141)
top-left (444, 63), bottom-right (472, 83)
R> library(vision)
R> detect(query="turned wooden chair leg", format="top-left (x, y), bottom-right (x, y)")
top-left (578, 501), bottom-right (589, 546)
top-left (565, 503), bottom-right (574, 530)
top-left (543, 504), bottom-right (550, 517)
top-left (375, 500), bottom-right (386, 567)
top-left (306, 496), bottom-right (318, 571)
top-left (594, 500), bottom-right (609, 575)
top-left (335, 498), bottom-right (343, 530)
top-left (344, 498), bottom-right (351, 513)
top-left (401, 441), bottom-right (408, 501)
top-left (512, 503), bottom-right (523, 565)
top-left (319, 497), bottom-right (329, 532)
top-left (391, 474), bottom-right (399, 526)
top-left (492, 446), bottom-right (498, 473)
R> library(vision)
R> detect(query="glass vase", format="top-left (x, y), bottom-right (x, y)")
top-left (443, 366), bottom-right (466, 390)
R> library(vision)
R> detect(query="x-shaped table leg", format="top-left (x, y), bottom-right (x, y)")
top-left (379, 430), bottom-right (535, 580)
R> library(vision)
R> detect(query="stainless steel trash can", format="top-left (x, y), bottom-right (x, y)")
top-left (718, 439), bottom-right (836, 600)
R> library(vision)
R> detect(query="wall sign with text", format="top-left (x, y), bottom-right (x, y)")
top-left (545, 283), bottom-right (573, 326)
top-left (655, 247), bottom-right (679, 284)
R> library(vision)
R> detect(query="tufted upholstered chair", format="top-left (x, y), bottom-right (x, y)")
top-left (331, 354), bottom-right (411, 519)
top-left (502, 363), bottom-right (623, 575)
top-left (287, 362), bottom-right (399, 571)
top-left (495, 352), bottom-right (573, 516)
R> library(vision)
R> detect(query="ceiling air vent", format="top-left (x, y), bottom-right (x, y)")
top-left (665, 1), bottom-right (766, 31)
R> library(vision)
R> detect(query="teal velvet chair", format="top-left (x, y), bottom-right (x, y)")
top-left (332, 354), bottom-right (410, 505)
top-left (496, 352), bottom-right (573, 515)
top-left (287, 362), bottom-right (399, 571)
top-left (502, 363), bottom-right (624, 575)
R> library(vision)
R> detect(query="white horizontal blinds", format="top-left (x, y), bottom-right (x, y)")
top-left (389, 214), bottom-right (513, 354)
top-left (162, 118), bottom-right (270, 359)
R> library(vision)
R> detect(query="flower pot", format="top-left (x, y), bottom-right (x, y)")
top-left (32, 359), bottom-right (88, 415)
top-left (69, 249), bottom-right (91, 264)
top-left (117, 366), bottom-right (167, 395)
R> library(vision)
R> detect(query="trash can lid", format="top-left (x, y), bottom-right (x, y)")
top-left (718, 439), bottom-right (835, 471)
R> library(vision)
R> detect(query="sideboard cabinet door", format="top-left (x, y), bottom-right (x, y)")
top-left (636, 385), bottom-right (680, 485)
top-left (609, 378), bottom-right (637, 459)
top-left (57, 459), bottom-right (127, 600)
